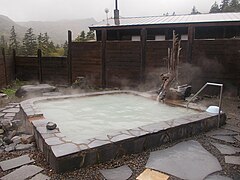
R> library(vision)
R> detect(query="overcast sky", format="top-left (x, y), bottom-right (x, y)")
top-left (1, 0), bottom-right (222, 22)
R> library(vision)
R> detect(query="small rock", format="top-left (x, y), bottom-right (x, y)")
top-left (46, 122), bottom-right (57, 130)
top-left (3, 137), bottom-right (13, 145)
top-left (15, 84), bottom-right (57, 98)
top-left (0, 128), bottom-right (4, 134)
top-left (8, 130), bottom-right (17, 140)
top-left (15, 143), bottom-right (34, 151)
top-left (0, 93), bottom-right (7, 98)
top-left (5, 143), bottom-right (16, 152)
top-left (2, 119), bottom-right (13, 131)
top-left (11, 136), bottom-right (22, 144)
top-left (21, 134), bottom-right (34, 144)
top-left (0, 138), bottom-right (4, 146)
top-left (12, 120), bottom-right (22, 127)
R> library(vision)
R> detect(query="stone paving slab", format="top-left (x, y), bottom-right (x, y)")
top-left (3, 108), bottom-right (20, 113)
top-left (4, 113), bottom-right (16, 117)
top-left (51, 143), bottom-right (79, 157)
top-left (137, 169), bottom-right (169, 180)
top-left (225, 156), bottom-right (240, 165)
top-left (234, 135), bottom-right (240, 142)
top-left (211, 142), bottom-right (240, 155)
top-left (210, 135), bottom-right (236, 143)
top-left (30, 173), bottom-right (50, 180)
top-left (205, 174), bottom-right (233, 180)
top-left (0, 154), bottom-right (34, 171)
top-left (146, 140), bottom-right (222, 180)
top-left (99, 165), bottom-right (132, 180)
top-left (0, 112), bottom-right (5, 117)
top-left (15, 143), bottom-right (34, 151)
top-left (222, 124), bottom-right (240, 133)
top-left (1, 165), bottom-right (43, 180)
top-left (206, 129), bottom-right (238, 136)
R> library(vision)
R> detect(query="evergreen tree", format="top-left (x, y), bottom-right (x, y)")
top-left (48, 41), bottom-right (56, 53)
top-left (86, 30), bottom-right (95, 41)
top-left (9, 26), bottom-right (20, 53)
top-left (220, 0), bottom-right (231, 11)
top-left (191, 6), bottom-right (201, 14)
top-left (210, 1), bottom-right (221, 13)
top-left (75, 31), bottom-right (86, 42)
top-left (229, 0), bottom-right (240, 11)
top-left (22, 28), bottom-right (37, 56)
top-left (37, 33), bottom-right (44, 50)
top-left (0, 35), bottom-right (8, 50)
top-left (37, 32), bottom-right (56, 56)
top-left (43, 32), bottom-right (50, 55)
top-left (63, 41), bottom-right (68, 56)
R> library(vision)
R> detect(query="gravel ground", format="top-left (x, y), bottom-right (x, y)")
top-left (0, 94), bottom-right (240, 179)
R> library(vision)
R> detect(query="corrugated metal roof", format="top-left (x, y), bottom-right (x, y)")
top-left (90, 12), bottom-right (240, 28)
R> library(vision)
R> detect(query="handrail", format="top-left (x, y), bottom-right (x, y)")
top-left (187, 82), bottom-right (223, 128)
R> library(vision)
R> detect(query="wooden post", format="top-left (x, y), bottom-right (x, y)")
top-left (101, 29), bottom-right (107, 88)
top-left (2, 48), bottom-right (8, 86)
top-left (12, 49), bottom-right (16, 80)
top-left (140, 28), bottom-right (147, 82)
top-left (68, 30), bottom-right (72, 85)
top-left (37, 49), bottom-right (43, 83)
top-left (187, 26), bottom-right (195, 63)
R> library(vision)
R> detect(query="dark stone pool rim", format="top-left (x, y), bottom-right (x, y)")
top-left (20, 91), bottom-right (226, 173)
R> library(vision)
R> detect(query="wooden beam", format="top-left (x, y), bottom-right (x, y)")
top-left (187, 26), bottom-right (195, 63)
top-left (101, 29), bottom-right (107, 88)
top-left (2, 48), bottom-right (8, 86)
top-left (37, 49), bottom-right (43, 83)
top-left (12, 49), bottom-right (16, 80)
top-left (68, 30), bottom-right (72, 85)
top-left (90, 22), bottom-right (240, 31)
top-left (140, 28), bottom-right (147, 82)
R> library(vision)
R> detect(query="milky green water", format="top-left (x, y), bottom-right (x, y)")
top-left (36, 94), bottom-right (198, 141)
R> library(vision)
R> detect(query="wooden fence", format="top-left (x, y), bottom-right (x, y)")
top-left (0, 49), bottom-right (14, 88)
top-left (1, 39), bottom-right (239, 96)
top-left (70, 39), bottom-right (240, 95)
top-left (15, 51), bottom-right (68, 85)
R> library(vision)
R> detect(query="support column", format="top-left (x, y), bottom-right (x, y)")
top-left (187, 26), bottom-right (195, 63)
top-left (2, 48), bottom-right (8, 86)
top-left (68, 30), bottom-right (72, 85)
top-left (12, 49), bottom-right (16, 80)
top-left (101, 29), bottom-right (107, 88)
top-left (140, 28), bottom-right (147, 82)
top-left (37, 49), bottom-right (43, 83)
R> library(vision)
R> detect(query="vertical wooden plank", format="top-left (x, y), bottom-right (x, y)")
top-left (140, 28), bottom-right (147, 82)
top-left (187, 26), bottom-right (195, 63)
top-left (12, 49), bottom-right (16, 80)
top-left (101, 29), bottom-right (107, 88)
top-left (2, 48), bottom-right (8, 86)
top-left (68, 30), bottom-right (72, 85)
top-left (37, 49), bottom-right (43, 83)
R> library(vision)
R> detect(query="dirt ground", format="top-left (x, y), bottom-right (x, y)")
top-left (0, 89), bottom-right (240, 179)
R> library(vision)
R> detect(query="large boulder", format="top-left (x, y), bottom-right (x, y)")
top-left (15, 84), bottom-right (57, 98)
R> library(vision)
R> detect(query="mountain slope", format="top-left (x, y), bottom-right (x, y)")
top-left (0, 15), bottom-right (27, 40)
top-left (17, 18), bottom-right (97, 44)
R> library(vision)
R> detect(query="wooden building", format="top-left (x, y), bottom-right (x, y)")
top-left (90, 12), bottom-right (240, 63)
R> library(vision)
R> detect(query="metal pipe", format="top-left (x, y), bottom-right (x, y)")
top-left (115, 0), bottom-right (118, 10)
top-left (187, 83), bottom-right (208, 108)
top-left (206, 82), bottom-right (223, 87)
top-left (186, 82), bottom-right (224, 128)
top-left (218, 85), bottom-right (223, 128)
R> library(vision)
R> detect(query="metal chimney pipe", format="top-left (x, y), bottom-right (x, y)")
top-left (115, 0), bottom-right (118, 10)
top-left (114, 0), bottom-right (120, 25)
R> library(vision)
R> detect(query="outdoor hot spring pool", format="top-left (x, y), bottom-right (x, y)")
top-left (35, 93), bottom-right (198, 142)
